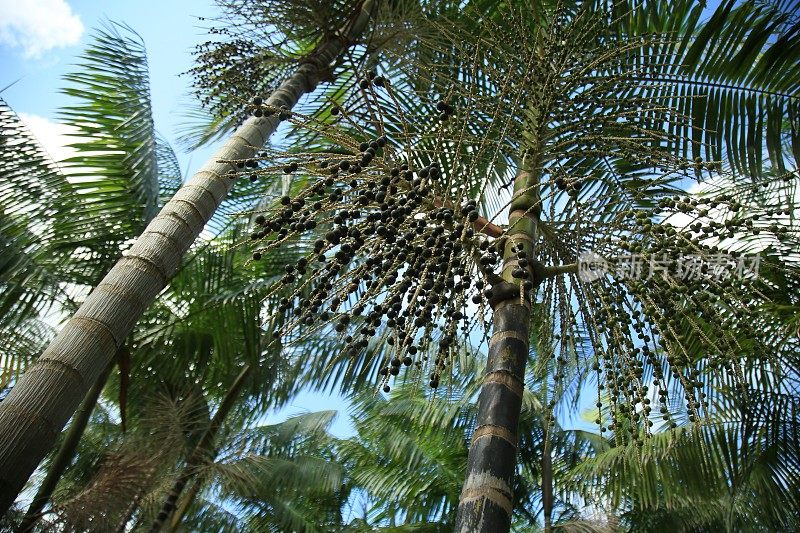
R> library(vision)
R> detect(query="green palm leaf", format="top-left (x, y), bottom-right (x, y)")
top-left (54, 21), bottom-right (180, 284)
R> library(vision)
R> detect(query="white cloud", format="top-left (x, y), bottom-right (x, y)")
top-left (0, 0), bottom-right (83, 58)
top-left (17, 112), bottom-right (79, 163)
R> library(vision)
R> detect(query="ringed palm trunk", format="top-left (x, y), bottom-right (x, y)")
top-left (0, 0), bottom-right (379, 513)
top-left (454, 170), bottom-right (540, 532)
top-left (16, 354), bottom-right (118, 532)
top-left (164, 478), bottom-right (201, 533)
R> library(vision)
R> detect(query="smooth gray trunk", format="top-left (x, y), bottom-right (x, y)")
top-left (17, 356), bottom-right (116, 532)
top-left (0, 0), bottom-right (378, 514)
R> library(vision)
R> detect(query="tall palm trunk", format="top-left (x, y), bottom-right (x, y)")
top-left (16, 354), bottom-right (118, 531)
top-left (0, 0), bottom-right (379, 513)
top-left (454, 170), bottom-right (540, 532)
top-left (149, 365), bottom-right (251, 532)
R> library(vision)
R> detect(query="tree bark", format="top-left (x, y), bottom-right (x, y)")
top-left (164, 478), bottom-right (202, 533)
top-left (454, 170), bottom-right (540, 532)
top-left (16, 354), bottom-right (117, 532)
top-left (542, 438), bottom-right (553, 533)
top-left (114, 489), bottom-right (143, 533)
top-left (0, 0), bottom-right (379, 514)
top-left (149, 365), bottom-right (251, 533)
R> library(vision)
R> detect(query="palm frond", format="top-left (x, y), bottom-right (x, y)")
top-left (53, 21), bottom-right (171, 284)
top-left (0, 100), bottom-right (80, 383)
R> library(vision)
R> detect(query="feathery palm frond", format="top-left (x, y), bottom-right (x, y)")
top-left (183, 411), bottom-right (348, 533)
top-left (0, 101), bottom-right (78, 337)
top-left (568, 387), bottom-right (800, 531)
top-left (54, 21), bottom-right (174, 284)
top-left (217, 1), bottom-right (798, 528)
top-left (182, 0), bottom-right (367, 149)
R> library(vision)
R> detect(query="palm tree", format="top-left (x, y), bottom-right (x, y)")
top-left (1, 21), bottom-right (317, 527)
top-left (187, 410), bottom-right (349, 532)
top-left (3, 1), bottom-right (799, 529)
top-left (0, 0), bottom-right (383, 513)
top-left (337, 346), bottom-right (605, 531)
top-left (35, 403), bottom-right (349, 531)
top-left (13, 222), bottom-right (305, 529)
top-left (206, 0), bottom-right (799, 530)
top-left (147, 365), bottom-right (252, 532)
top-left (0, 20), bottom-right (182, 524)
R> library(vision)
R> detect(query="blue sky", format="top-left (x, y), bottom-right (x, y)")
top-left (0, 0), bottom-right (221, 177)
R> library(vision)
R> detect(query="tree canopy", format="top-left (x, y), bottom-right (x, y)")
top-left (1, 0), bottom-right (799, 531)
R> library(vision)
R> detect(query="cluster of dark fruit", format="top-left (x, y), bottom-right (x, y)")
top-left (531, 171), bottom-right (791, 442)
top-left (189, 34), bottom-right (277, 123)
top-left (243, 120), bottom-right (500, 393)
top-left (358, 69), bottom-right (387, 90)
top-left (553, 174), bottom-right (581, 198)
top-left (679, 156), bottom-right (719, 172)
top-left (248, 96), bottom-right (292, 120)
top-left (591, 270), bottom-right (746, 443)
top-left (435, 100), bottom-right (455, 122)
top-left (578, 194), bottom-right (789, 442)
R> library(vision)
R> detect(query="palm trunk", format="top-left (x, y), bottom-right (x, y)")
top-left (149, 365), bottom-right (251, 533)
top-left (454, 170), bottom-right (540, 532)
top-left (16, 354), bottom-right (117, 532)
top-left (115, 489), bottom-right (143, 533)
top-left (0, 0), bottom-right (379, 514)
top-left (542, 439), bottom-right (553, 533)
top-left (164, 478), bottom-right (202, 533)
